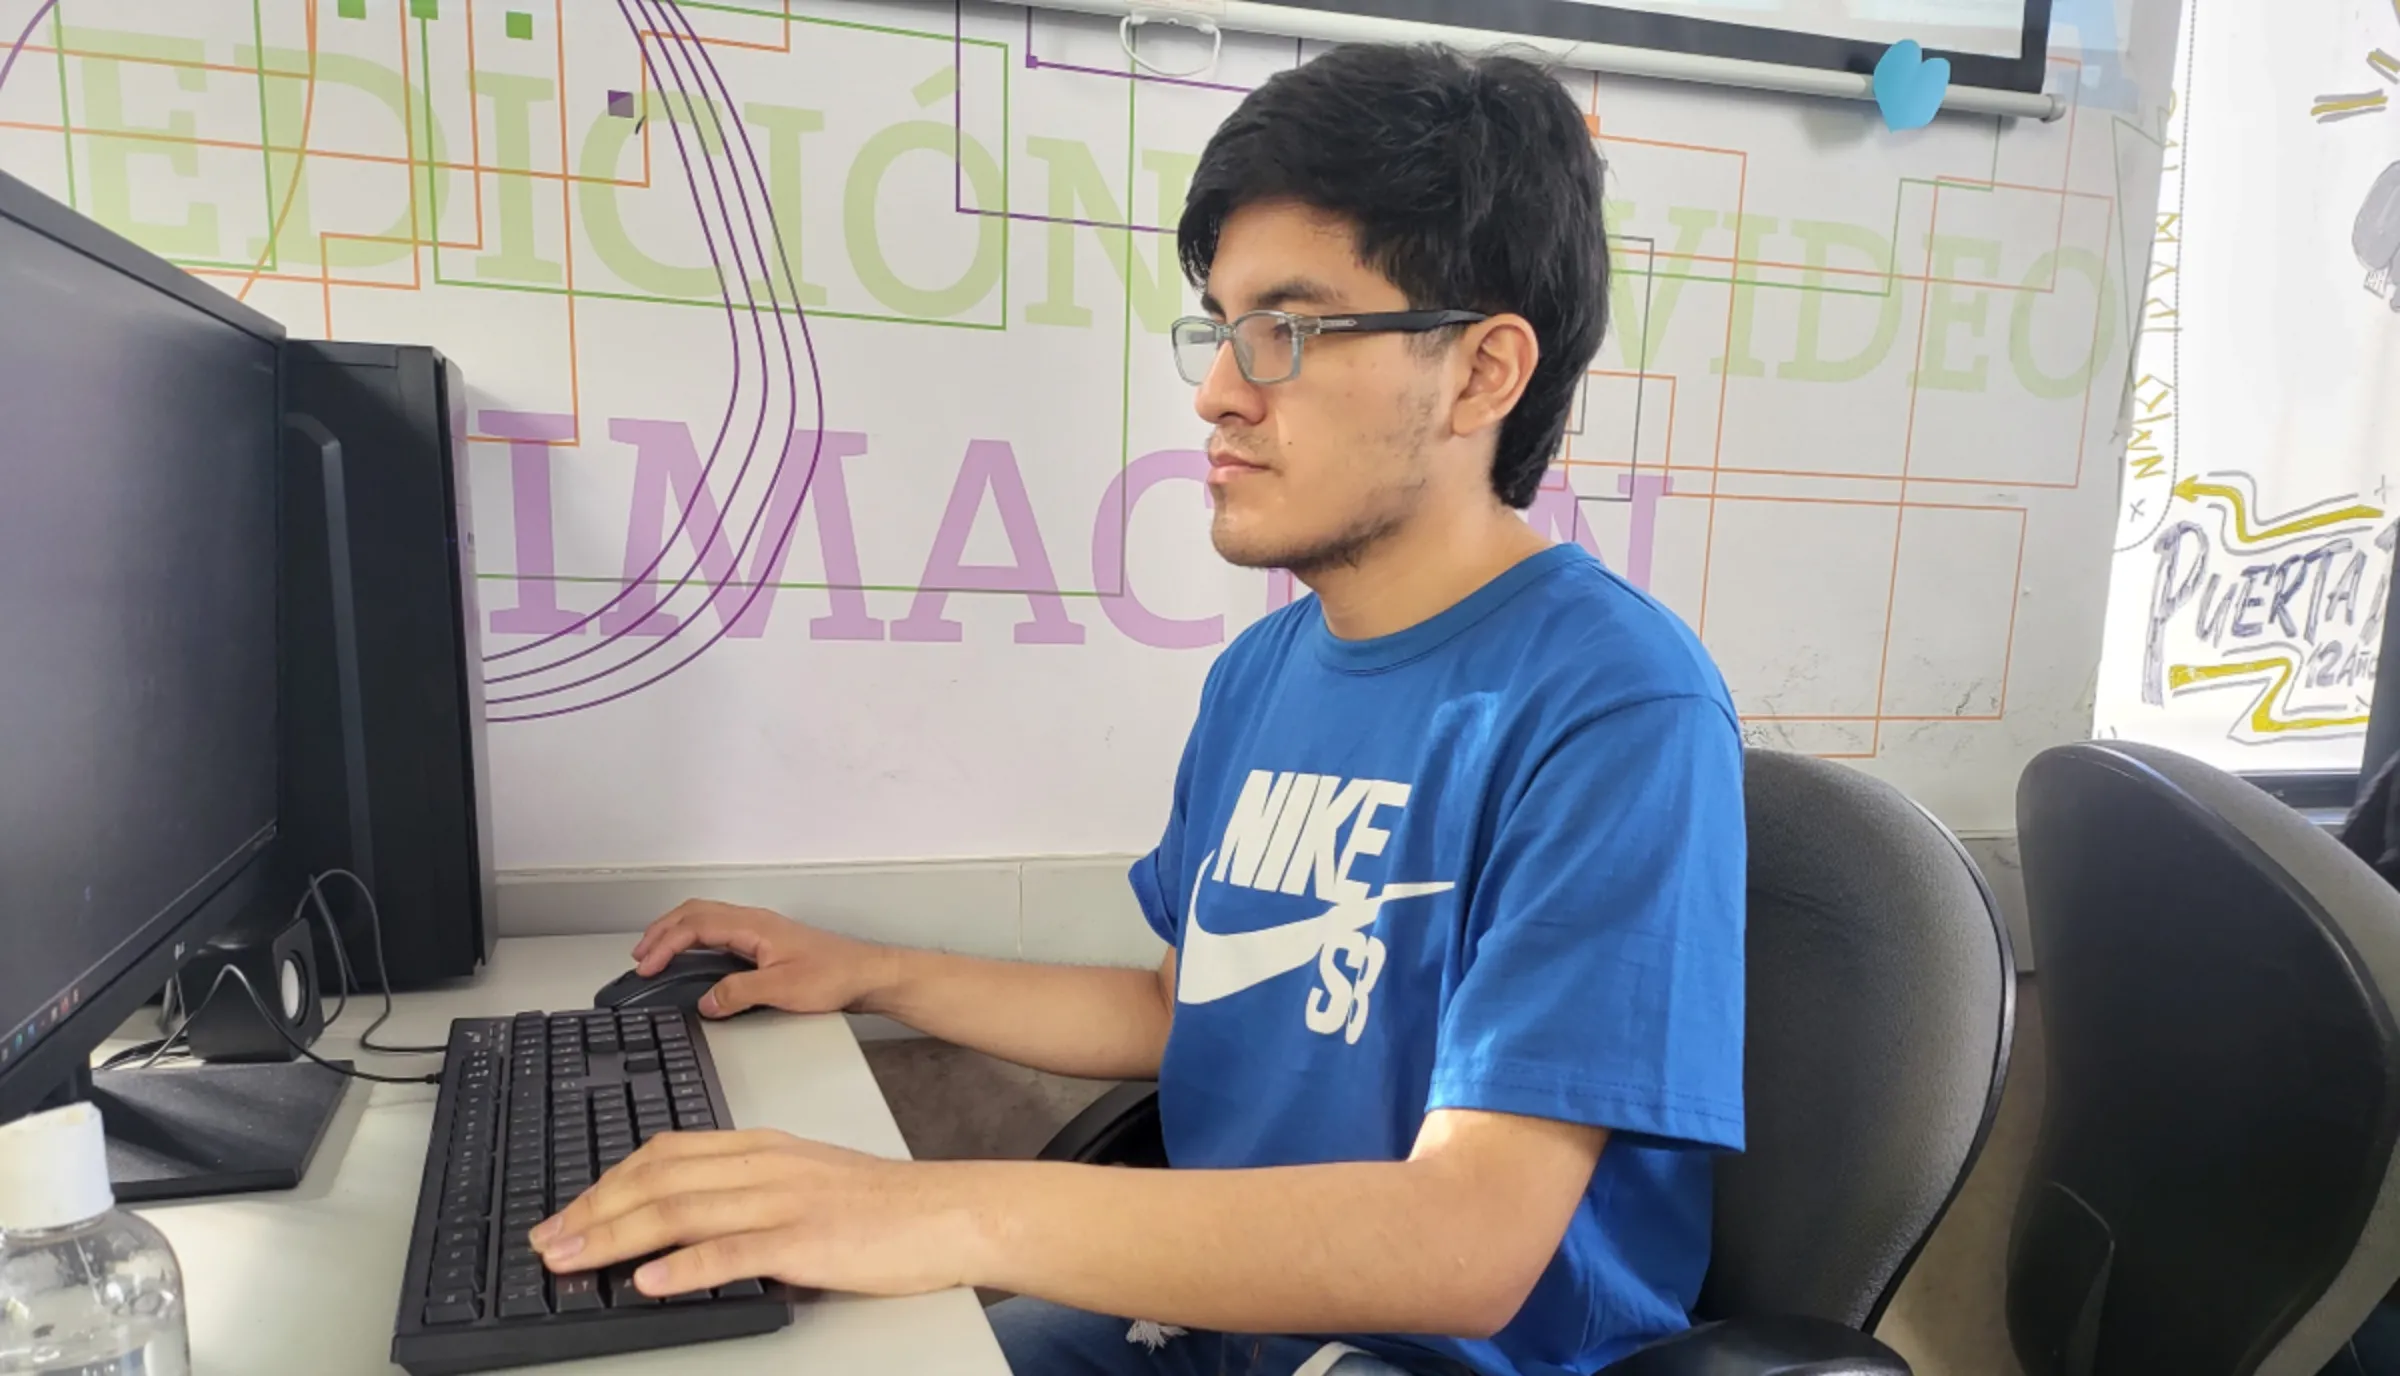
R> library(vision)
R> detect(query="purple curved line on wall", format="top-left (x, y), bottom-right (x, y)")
top-left (482, 0), bottom-right (792, 686)
top-left (487, 0), bottom-right (806, 704)
top-left (485, 4), bottom-right (773, 671)
top-left (490, 0), bottom-right (829, 723)
top-left (0, 0), bottom-right (60, 102)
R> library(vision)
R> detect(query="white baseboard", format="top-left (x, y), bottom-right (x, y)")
top-left (497, 835), bottom-right (2038, 987)
top-left (495, 856), bottom-right (1167, 966)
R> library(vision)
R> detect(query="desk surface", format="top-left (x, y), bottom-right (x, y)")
top-left (114, 934), bottom-right (1011, 1376)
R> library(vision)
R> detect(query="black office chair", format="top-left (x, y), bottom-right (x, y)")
top-left (2011, 741), bottom-right (2400, 1376)
top-left (1044, 749), bottom-right (2017, 1374)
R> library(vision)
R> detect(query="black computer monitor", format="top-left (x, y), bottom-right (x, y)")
top-left (0, 170), bottom-right (284, 1129)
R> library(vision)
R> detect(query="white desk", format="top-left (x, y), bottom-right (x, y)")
top-left (111, 935), bottom-right (1012, 1376)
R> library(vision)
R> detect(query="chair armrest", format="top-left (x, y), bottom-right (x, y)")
top-left (1599, 1316), bottom-right (1911, 1375)
top-left (1038, 1082), bottom-right (1165, 1167)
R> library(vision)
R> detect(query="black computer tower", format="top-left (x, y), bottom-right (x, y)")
top-left (282, 341), bottom-right (498, 989)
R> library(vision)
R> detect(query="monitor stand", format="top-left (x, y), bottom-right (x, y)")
top-left (49, 1060), bottom-right (351, 1203)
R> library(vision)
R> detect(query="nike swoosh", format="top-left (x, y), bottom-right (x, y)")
top-left (1176, 850), bottom-right (1455, 1006)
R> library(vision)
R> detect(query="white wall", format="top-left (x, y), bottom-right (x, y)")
top-left (2096, 0), bottom-right (2400, 770)
top-left (0, 0), bottom-right (2180, 964)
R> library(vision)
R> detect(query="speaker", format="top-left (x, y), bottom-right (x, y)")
top-left (178, 916), bottom-right (326, 1064)
top-left (282, 341), bottom-right (498, 991)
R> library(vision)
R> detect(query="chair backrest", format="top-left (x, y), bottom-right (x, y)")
top-left (1699, 749), bottom-right (2015, 1330)
top-left (2012, 741), bottom-right (2400, 1376)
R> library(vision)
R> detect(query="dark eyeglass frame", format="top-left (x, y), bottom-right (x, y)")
top-left (1170, 308), bottom-right (1491, 386)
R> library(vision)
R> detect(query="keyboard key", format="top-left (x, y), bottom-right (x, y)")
top-left (432, 1264), bottom-right (481, 1295)
top-left (499, 1289), bottom-right (548, 1319)
top-left (435, 1244), bottom-right (481, 1272)
top-left (623, 1054), bottom-right (661, 1073)
top-left (424, 1294), bottom-right (480, 1326)
top-left (501, 1263), bottom-right (544, 1294)
top-left (436, 1223), bottom-right (485, 1252)
top-left (553, 1273), bottom-right (604, 1313)
top-left (604, 1264), bottom-right (658, 1307)
top-left (716, 1277), bottom-right (766, 1299)
top-left (664, 1287), bottom-right (713, 1304)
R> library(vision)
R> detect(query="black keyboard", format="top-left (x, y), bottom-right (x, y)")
top-left (390, 1007), bottom-right (793, 1375)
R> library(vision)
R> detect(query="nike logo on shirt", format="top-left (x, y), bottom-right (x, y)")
top-left (1177, 849), bottom-right (1457, 1005)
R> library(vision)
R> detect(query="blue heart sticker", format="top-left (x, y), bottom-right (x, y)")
top-left (1873, 40), bottom-right (1952, 131)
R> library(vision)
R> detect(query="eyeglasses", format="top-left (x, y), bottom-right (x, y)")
top-left (1169, 308), bottom-right (1490, 387)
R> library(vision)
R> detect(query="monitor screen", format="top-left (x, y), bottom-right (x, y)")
top-left (0, 188), bottom-right (280, 1083)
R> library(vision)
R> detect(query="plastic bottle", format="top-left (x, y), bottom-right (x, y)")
top-left (0, 1102), bottom-right (190, 1375)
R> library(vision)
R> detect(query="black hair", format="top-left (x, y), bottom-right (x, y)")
top-left (1179, 43), bottom-right (1610, 510)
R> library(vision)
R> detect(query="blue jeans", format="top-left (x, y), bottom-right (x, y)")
top-left (989, 1298), bottom-right (1448, 1376)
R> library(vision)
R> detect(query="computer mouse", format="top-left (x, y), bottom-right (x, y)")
top-left (594, 948), bottom-right (759, 1014)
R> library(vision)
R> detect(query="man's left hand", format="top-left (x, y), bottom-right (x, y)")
top-left (528, 1130), bottom-right (974, 1299)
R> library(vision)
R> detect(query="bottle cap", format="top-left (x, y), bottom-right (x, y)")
top-left (0, 1102), bottom-right (115, 1231)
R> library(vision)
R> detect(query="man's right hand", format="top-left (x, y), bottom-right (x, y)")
top-left (630, 900), bottom-right (899, 1020)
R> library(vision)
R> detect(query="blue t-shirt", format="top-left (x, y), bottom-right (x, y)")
top-left (1130, 544), bottom-right (1747, 1376)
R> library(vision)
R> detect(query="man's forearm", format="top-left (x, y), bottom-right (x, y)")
top-left (925, 1157), bottom-right (1539, 1340)
top-left (861, 947), bottom-right (1172, 1081)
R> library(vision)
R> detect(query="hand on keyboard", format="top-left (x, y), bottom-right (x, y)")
top-left (629, 901), bottom-right (899, 1019)
top-left (392, 1010), bottom-right (792, 1376)
top-left (531, 1128), bottom-right (973, 1301)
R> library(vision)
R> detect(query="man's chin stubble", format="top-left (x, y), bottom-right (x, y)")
top-left (1210, 515), bottom-right (1393, 580)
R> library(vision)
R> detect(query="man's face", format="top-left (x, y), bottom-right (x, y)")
top-left (1194, 200), bottom-right (1455, 576)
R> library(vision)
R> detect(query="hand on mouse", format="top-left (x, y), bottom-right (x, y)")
top-left (631, 901), bottom-right (898, 1019)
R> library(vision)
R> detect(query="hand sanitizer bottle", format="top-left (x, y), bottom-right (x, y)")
top-left (0, 1102), bottom-right (190, 1375)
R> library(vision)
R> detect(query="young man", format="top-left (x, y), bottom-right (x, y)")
top-left (533, 43), bottom-right (1746, 1376)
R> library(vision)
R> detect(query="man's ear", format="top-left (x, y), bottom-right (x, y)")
top-left (1451, 314), bottom-right (1540, 439)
